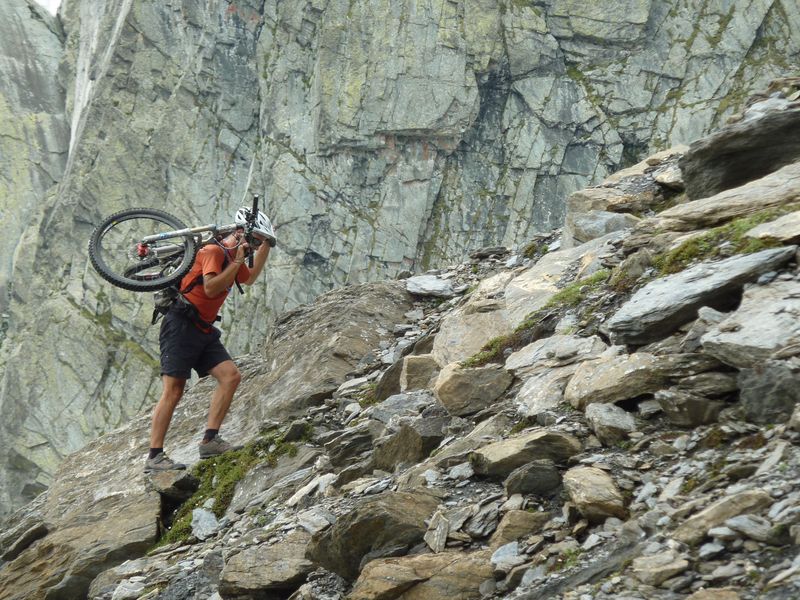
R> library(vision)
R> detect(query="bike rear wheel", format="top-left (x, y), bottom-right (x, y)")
top-left (88, 208), bottom-right (199, 292)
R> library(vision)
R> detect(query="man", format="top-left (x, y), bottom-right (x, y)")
top-left (144, 207), bottom-right (276, 472)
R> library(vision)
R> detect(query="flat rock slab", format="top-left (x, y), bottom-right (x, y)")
top-left (606, 247), bottom-right (797, 345)
top-left (653, 161), bottom-right (800, 231)
top-left (585, 403), bottom-right (636, 446)
top-left (673, 489), bottom-right (772, 545)
top-left (514, 366), bottom-right (576, 417)
top-left (746, 210), bottom-right (800, 242)
top-left (406, 275), bottom-right (456, 297)
top-left (471, 429), bottom-right (581, 479)
top-left (701, 280), bottom-right (800, 368)
top-left (349, 550), bottom-right (492, 600)
top-left (505, 334), bottom-right (608, 375)
top-left (679, 108), bottom-right (800, 200)
top-left (434, 363), bottom-right (513, 416)
top-left (219, 529), bottom-right (314, 597)
top-left (632, 549), bottom-right (689, 586)
top-left (307, 491), bottom-right (439, 581)
top-left (737, 360), bottom-right (800, 425)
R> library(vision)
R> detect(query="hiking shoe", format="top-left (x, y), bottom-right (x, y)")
top-left (144, 453), bottom-right (187, 473)
top-left (199, 436), bottom-right (241, 458)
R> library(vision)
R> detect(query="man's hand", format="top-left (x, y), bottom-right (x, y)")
top-left (233, 234), bottom-right (250, 264)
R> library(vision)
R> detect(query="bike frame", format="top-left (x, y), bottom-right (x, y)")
top-left (140, 223), bottom-right (239, 258)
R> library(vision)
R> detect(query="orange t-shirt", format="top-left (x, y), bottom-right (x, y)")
top-left (180, 245), bottom-right (250, 324)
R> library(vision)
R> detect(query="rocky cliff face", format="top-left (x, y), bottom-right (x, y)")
top-left (1, 81), bottom-right (800, 600)
top-left (0, 0), bottom-right (798, 517)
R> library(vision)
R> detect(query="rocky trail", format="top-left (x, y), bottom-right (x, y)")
top-left (1, 80), bottom-right (800, 600)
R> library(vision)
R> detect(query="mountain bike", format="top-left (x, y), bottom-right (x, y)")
top-left (89, 195), bottom-right (265, 292)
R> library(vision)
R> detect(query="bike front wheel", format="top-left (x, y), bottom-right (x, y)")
top-left (88, 208), bottom-right (199, 292)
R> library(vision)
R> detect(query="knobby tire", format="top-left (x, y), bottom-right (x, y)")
top-left (88, 208), bottom-right (198, 292)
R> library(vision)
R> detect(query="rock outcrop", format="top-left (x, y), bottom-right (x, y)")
top-left (4, 101), bottom-right (800, 598)
top-left (2, 0), bottom-right (799, 515)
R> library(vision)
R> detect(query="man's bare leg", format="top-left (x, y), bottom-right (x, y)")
top-left (150, 375), bottom-right (187, 449)
top-left (206, 360), bottom-right (242, 431)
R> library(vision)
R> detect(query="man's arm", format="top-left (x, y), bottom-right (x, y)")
top-left (243, 242), bottom-right (270, 286)
top-left (202, 238), bottom-right (249, 297)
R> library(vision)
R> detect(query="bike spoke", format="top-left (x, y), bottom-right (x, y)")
top-left (96, 216), bottom-right (188, 284)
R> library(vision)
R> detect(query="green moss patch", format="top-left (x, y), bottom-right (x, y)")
top-left (463, 269), bottom-right (610, 367)
top-left (152, 427), bottom-right (310, 549)
top-left (653, 207), bottom-right (795, 275)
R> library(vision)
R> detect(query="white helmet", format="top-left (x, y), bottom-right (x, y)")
top-left (235, 207), bottom-right (276, 247)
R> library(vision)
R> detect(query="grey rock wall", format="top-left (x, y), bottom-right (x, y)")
top-left (0, 0), bottom-right (798, 516)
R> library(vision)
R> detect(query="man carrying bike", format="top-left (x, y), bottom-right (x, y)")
top-left (145, 208), bottom-right (276, 472)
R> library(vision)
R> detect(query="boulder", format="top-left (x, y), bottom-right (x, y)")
top-left (489, 510), bottom-right (550, 548)
top-left (565, 210), bottom-right (639, 248)
top-left (400, 354), bottom-right (441, 392)
top-left (737, 360), bottom-right (800, 425)
top-left (505, 335), bottom-right (608, 376)
top-left (655, 389), bottom-right (726, 427)
top-left (632, 549), bottom-right (689, 586)
top-left (514, 367), bottom-right (576, 417)
top-left (349, 551), bottom-right (492, 600)
top-left (700, 281), bottom-right (800, 368)
top-left (307, 491), bottom-right (439, 580)
top-left (432, 272), bottom-right (515, 365)
top-left (149, 470), bottom-right (200, 502)
top-left (374, 359), bottom-right (404, 402)
top-left (673, 489), bottom-right (772, 545)
top-left (679, 108), bottom-right (800, 200)
top-left (191, 508), bottom-right (220, 541)
top-left (373, 417), bottom-right (448, 471)
top-left (564, 352), bottom-right (666, 410)
top-left (219, 529), bottom-right (315, 597)
top-left (503, 459), bottom-right (562, 497)
top-left (247, 281), bottom-right (414, 420)
top-left (433, 363), bottom-right (513, 416)
top-left (370, 390), bottom-right (433, 424)
top-left (584, 403), bottom-right (637, 446)
top-left (471, 430), bottom-right (581, 479)
top-left (606, 247), bottom-right (797, 345)
top-left (675, 372), bottom-right (738, 397)
top-left (562, 466), bottom-right (627, 523)
top-left (322, 421), bottom-right (384, 467)
top-left (406, 275), bottom-right (456, 297)
top-left (490, 541), bottom-right (526, 575)
top-left (746, 210), bottom-right (800, 243)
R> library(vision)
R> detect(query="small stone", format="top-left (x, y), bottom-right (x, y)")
top-left (699, 542), bottom-right (725, 559)
top-left (406, 275), bottom-right (455, 297)
top-left (191, 508), bottom-right (220, 541)
top-left (447, 462), bottom-right (474, 481)
top-left (707, 562), bottom-right (744, 581)
top-left (632, 549), bottom-right (689, 586)
top-left (708, 526), bottom-right (739, 542)
top-left (491, 541), bottom-right (526, 575)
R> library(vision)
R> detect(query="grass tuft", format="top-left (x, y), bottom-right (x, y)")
top-left (151, 429), bottom-right (307, 550)
top-left (653, 207), bottom-right (796, 275)
top-left (462, 270), bottom-right (610, 368)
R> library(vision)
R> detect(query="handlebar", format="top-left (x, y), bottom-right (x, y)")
top-left (246, 194), bottom-right (259, 268)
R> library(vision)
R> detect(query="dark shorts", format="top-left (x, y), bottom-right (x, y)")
top-left (159, 307), bottom-right (231, 379)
